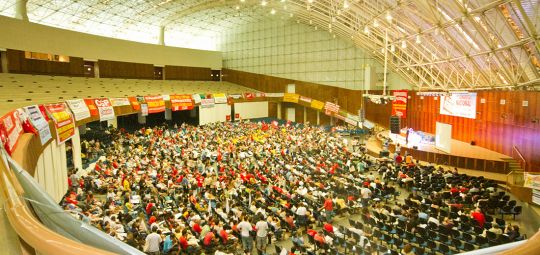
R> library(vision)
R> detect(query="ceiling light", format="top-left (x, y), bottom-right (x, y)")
top-left (343, 0), bottom-right (349, 9)
top-left (333, 34), bottom-right (336, 38)
top-left (261, 0), bottom-right (267, 6)
top-left (385, 11), bottom-right (392, 21)
top-left (240, 0), bottom-right (245, 2)
top-left (363, 26), bottom-right (369, 34)
top-left (314, 26), bottom-right (318, 30)
top-left (235, 5), bottom-right (240, 10)
top-left (308, 0), bottom-right (314, 3)
top-left (271, 8), bottom-right (276, 14)
top-left (309, 19), bottom-right (312, 24)
top-left (401, 40), bottom-right (407, 48)
top-left (281, 0), bottom-right (286, 2)
top-left (416, 35), bottom-right (421, 44)
top-left (390, 44), bottom-right (395, 52)
top-left (332, 16), bottom-right (336, 23)
top-left (373, 19), bottom-right (379, 27)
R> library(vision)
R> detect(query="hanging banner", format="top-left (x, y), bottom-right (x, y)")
top-left (144, 95), bottom-right (166, 114)
top-left (0, 111), bottom-right (23, 153)
top-left (345, 118), bottom-right (358, 126)
top-left (440, 92), bottom-right (477, 119)
top-left (24, 105), bottom-right (52, 145)
top-left (228, 94), bottom-right (243, 99)
top-left (84, 99), bottom-right (99, 116)
top-left (213, 93), bottom-right (228, 104)
top-left (170, 95), bottom-right (194, 111)
top-left (324, 102), bottom-right (340, 115)
top-left (66, 99), bottom-right (91, 121)
top-left (192, 94), bottom-right (202, 104)
top-left (94, 98), bottom-right (115, 121)
top-left (44, 103), bottom-right (75, 145)
top-left (162, 95), bottom-right (170, 101)
top-left (128, 97), bottom-right (141, 111)
top-left (311, 100), bottom-right (325, 110)
top-left (141, 104), bottom-right (148, 116)
top-left (266, 93), bottom-right (284, 98)
top-left (300, 96), bottom-right (312, 104)
top-left (201, 98), bottom-right (215, 108)
top-left (392, 90), bottom-right (408, 118)
top-left (255, 92), bottom-right (266, 98)
top-left (244, 93), bottom-right (255, 100)
top-left (524, 173), bottom-right (540, 190)
top-left (109, 97), bottom-right (131, 107)
top-left (283, 93), bottom-right (300, 103)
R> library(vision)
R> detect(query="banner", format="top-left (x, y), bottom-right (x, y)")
top-left (66, 99), bottom-right (91, 121)
top-left (524, 173), bottom-right (540, 190)
top-left (345, 118), bottom-right (358, 126)
top-left (94, 98), bottom-right (115, 121)
top-left (0, 111), bottom-right (23, 153)
top-left (170, 94), bottom-right (194, 111)
top-left (392, 90), bottom-right (408, 118)
top-left (128, 97), bottom-right (140, 111)
top-left (334, 114), bottom-right (346, 121)
top-left (162, 95), bottom-right (170, 101)
top-left (84, 99), bottom-right (99, 116)
top-left (192, 94), bottom-right (202, 104)
top-left (266, 93), bottom-right (284, 98)
top-left (213, 93), bottom-right (228, 104)
top-left (283, 93), bottom-right (300, 103)
top-left (244, 93), bottom-right (255, 100)
top-left (311, 100), bottom-right (325, 110)
top-left (24, 105), bottom-right (52, 145)
top-left (300, 96), bottom-right (312, 104)
top-left (255, 92), bottom-right (266, 98)
top-left (201, 98), bottom-right (215, 108)
top-left (440, 92), bottom-right (477, 119)
top-left (144, 95), bottom-right (165, 114)
top-left (324, 102), bottom-right (340, 115)
top-left (44, 103), bottom-right (75, 145)
top-left (109, 97), bottom-right (131, 107)
top-left (141, 104), bottom-right (148, 116)
top-left (228, 94), bottom-right (243, 99)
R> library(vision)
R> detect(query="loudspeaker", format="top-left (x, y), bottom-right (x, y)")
top-left (470, 141), bottom-right (476, 146)
top-left (390, 116), bottom-right (401, 134)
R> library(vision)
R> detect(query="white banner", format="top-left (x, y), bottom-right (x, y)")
top-left (24, 105), bottom-right (52, 145)
top-left (213, 93), bottom-right (228, 104)
top-left (201, 98), bottom-right (215, 108)
top-left (109, 97), bottom-right (131, 107)
top-left (141, 104), bottom-right (148, 116)
top-left (265, 93), bottom-right (285, 98)
top-left (345, 118), bottom-right (358, 126)
top-left (162, 94), bottom-right (170, 101)
top-left (192, 94), bottom-right (202, 104)
top-left (66, 99), bottom-right (91, 121)
top-left (94, 98), bottom-right (115, 121)
top-left (525, 173), bottom-right (540, 190)
top-left (440, 92), bottom-right (477, 119)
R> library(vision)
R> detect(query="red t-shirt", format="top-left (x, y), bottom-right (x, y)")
top-left (324, 199), bottom-right (333, 211)
top-left (323, 223), bottom-right (334, 233)
top-left (203, 232), bottom-right (214, 246)
top-left (471, 211), bottom-right (485, 228)
top-left (307, 229), bottom-right (317, 237)
top-left (193, 223), bottom-right (202, 233)
top-left (314, 233), bottom-right (326, 244)
top-left (219, 229), bottom-right (228, 243)
top-left (179, 236), bottom-right (188, 250)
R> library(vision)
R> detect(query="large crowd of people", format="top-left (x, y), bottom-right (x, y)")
top-left (62, 121), bottom-right (524, 255)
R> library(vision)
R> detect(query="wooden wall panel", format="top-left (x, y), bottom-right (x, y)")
top-left (268, 102), bottom-right (278, 118)
top-left (164, 65), bottom-right (212, 81)
top-left (6, 49), bottom-right (84, 76)
top-left (98, 60), bottom-right (154, 79)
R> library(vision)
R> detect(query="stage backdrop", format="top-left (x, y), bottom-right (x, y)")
top-left (440, 92), bottom-right (477, 119)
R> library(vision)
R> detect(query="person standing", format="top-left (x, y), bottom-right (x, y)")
top-left (144, 227), bottom-right (162, 255)
top-left (237, 216), bottom-right (254, 255)
top-left (321, 195), bottom-right (334, 222)
top-left (255, 214), bottom-right (269, 255)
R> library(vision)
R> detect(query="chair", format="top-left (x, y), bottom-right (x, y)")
top-left (495, 218), bottom-right (506, 228)
top-left (438, 243), bottom-right (453, 255)
top-left (275, 245), bottom-right (282, 254)
top-left (476, 235), bottom-right (489, 248)
top-left (511, 206), bottom-right (522, 219)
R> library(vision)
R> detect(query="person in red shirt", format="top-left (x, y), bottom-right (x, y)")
top-left (323, 222), bottom-right (334, 233)
top-left (470, 208), bottom-right (486, 228)
top-left (192, 221), bottom-right (202, 234)
top-left (321, 195), bottom-right (334, 222)
top-left (313, 231), bottom-right (326, 245)
top-left (203, 231), bottom-right (215, 246)
top-left (219, 229), bottom-right (228, 244)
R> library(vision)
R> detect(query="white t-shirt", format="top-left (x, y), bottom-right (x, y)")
top-left (255, 221), bottom-right (269, 237)
top-left (296, 206), bottom-right (307, 216)
top-left (237, 221), bottom-right (252, 237)
top-left (145, 232), bottom-right (162, 252)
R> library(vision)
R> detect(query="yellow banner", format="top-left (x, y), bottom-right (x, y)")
top-left (311, 99), bottom-right (324, 110)
top-left (283, 93), bottom-right (300, 103)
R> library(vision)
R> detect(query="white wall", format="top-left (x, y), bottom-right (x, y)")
top-left (286, 107), bottom-right (296, 122)
top-left (234, 102), bottom-right (269, 120)
top-left (34, 141), bottom-right (69, 203)
top-left (0, 16), bottom-right (222, 69)
top-left (199, 104), bottom-right (231, 126)
top-left (219, 19), bottom-right (412, 90)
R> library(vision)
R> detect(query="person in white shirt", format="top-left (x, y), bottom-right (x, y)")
top-left (295, 203), bottom-right (308, 227)
top-left (255, 216), bottom-right (269, 254)
top-left (237, 216), bottom-right (253, 254)
top-left (144, 227), bottom-right (162, 255)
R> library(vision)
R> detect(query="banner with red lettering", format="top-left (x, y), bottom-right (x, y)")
top-left (324, 102), bottom-right (340, 115)
top-left (84, 99), bottom-right (99, 116)
top-left (440, 92), bottom-right (477, 119)
top-left (128, 97), bottom-right (141, 111)
top-left (392, 90), bottom-right (408, 118)
top-left (24, 105), bottom-right (53, 145)
top-left (94, 98), bottom-right (115, 121)
top-left (170, 94), bottom-right (194, 111)
top-left (144, 95), bottom-right (165, 113)
top-left (44, 103), bottom-right (76, 145)
top-left (244, 93), bottom-right (255, 100)
top-left (66, 99), bottom-right (91, 121)
top-left (0, 110), bottom-right (23, 154)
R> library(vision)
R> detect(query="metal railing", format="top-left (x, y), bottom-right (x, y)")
top-left (512, 145), bottom-right (527, 171)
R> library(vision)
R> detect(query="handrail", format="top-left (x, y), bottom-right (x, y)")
top-left (512, 145), bottom-right (527, 171)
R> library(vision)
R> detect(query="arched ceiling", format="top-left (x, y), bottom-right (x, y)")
top-left (1, 0), bottom-right (538, 90)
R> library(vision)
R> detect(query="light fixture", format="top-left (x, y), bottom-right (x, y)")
top-left (373, 19), bottom-right (379, 27)
top-left (390, 44), bottom-right (395, 52)
top-left (270, 8), bottom-right (276, 14)
top-left (240, 0), bottom-right (245, 2)
top-left (235, 5), bottom-right (240, 10)
top-left (332, 16), bottom-right (336, 23)
top-left (343, 0), bottom-right (349, 9)
top-left (401, 40), bottom-right (407, 48)
top-left (416, 35), bottom-right (421, 44)
top-left (261, 0), bottom-right (267, 6)
top-left (309, 19), bottom-right (312, 24)
top-left (308, 0), bottom-right (314, 3)
top-left (385, 11), bottom-right (392, 21)
top-left (363, 26), bottom-right (369, 34)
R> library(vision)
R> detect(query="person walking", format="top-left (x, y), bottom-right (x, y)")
top-left (237, 215), bottom-right (254, 255)
top-left (255, 214), bottom-right (269, 255)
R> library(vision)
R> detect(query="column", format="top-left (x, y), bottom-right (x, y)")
top-left (138, 113), bottom-right (146, 124)
top-left (0, 51), bottom-right (8, 73)
top-left (71, 127), bottom-right (83, 172)
top-left (364, 65), bottom-right (376, 90)
top-left (165, 108), bottom-right (172, 120)
top-left (316, 111), bottom-right (320, 126)
top-left (15, 0), bottom-right (28, 21)
top-left (107, 117), bottom-right (118, 128)
top-left (277, 103), bottom-right (282, 119)
top-left (303, 107), bottom-right (307, 123)
top-left (158, 26), bottom-right (165, 46)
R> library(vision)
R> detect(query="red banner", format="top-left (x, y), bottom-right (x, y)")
top-left (392, 90), bottom-right (408, 118)
top-left (144, 95), bottom-right (165, 113)
top-left (0, 110), bottom-right (23, 154)
top-left (128, 97), bottom-right (141, 111)
top-left (84, 99), bottom-right (99, 116)
top-left (45, 103), bottom-right (76, 145)
top-left (244, 93), bottom-right (255, 100)
top-left (170, 94), bottom-right (194, 111)
top-left (324, 102), bottom-right (340, 115)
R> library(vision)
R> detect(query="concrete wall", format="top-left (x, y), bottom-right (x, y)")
top-left (34, 141), bottom-right (69, 203)
top-left (0, 16), bottom-right (222, 69)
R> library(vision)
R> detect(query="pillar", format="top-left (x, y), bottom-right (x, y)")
top-left (94, 61), bottom-right (100, 78)
top-left (15, 0), bottom-right (28, 21)
top-left (364, 65), bottom-right (377, 90)
top-left (303, 107), bottom-right (307, 123)
top-left (0, 51), bottom-right (8, 73)
top-left (316, 111), bottom-right (320, 126)
top-left (277, 103), bottom-right (282, 119)
top-left (165, 108), bottom-right (172, 120)
top-left (71, 127), bottom-right (83, 172)
top-left (107, 117), bottom-right (118, 128)
top-left (158, 26), bottom-right (165, 46)
top-left (138, 113), bottom-right (146, 124)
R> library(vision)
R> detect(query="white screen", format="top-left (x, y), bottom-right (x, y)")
top-left (435, 122), bottom-right (452, 154)
top-left (440, 92), bottom-right (477, 119)
top-left (199, 104), bottom-right (231, 125)
top-left (234, 102), bottom-right (269, 119)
